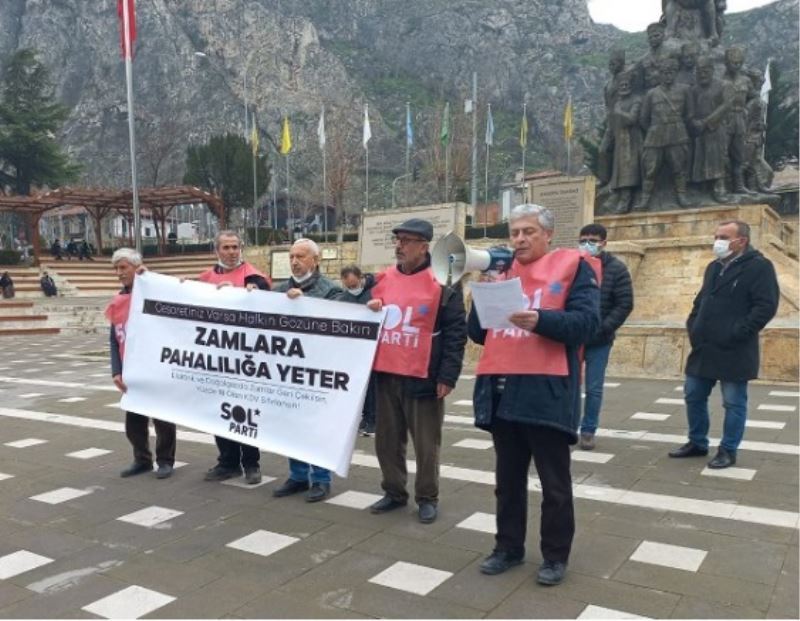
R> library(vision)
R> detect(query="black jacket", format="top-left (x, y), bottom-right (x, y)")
top-left (588, 251), bottom-right (634, 346)
top-left (376, 258), bottom-right (468, 399)
top-left (468, 258), bottom-right (600, 443)
top-left (685, 247), bottom-right (779, 382)
top-left (274, 270), bottom-right (342, 300)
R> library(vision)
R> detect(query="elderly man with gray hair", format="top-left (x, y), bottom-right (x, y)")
top-left (468, 204), bottom-right (599, 586)
top-left (272, 238), bottom-right (344, 502)
top-left (106, 248), bottom-right (177, 479)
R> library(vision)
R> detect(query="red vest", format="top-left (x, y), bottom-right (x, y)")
top-left (105, 291), bottom-right (132, 359)
top-left (476, 249), bottom-right (582, 376)
top-left (372, 266), bottom-right (442, 378)
top-left (198, 262), bottom-right (270, 288)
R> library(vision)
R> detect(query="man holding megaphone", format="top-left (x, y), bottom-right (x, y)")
top-left (468, 204), bottom-right (599, 587)
top-left (366, 218), bottom-right (467, 525)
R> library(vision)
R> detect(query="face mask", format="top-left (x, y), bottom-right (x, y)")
top-left (217, 258), bottom-right (243, 271)
top-left (292, 270), bottom-right (314, 284)
top-left (713, 239), bottom-right (733, 259)
top-left (579, 241), bottom-right (601, 257)
top-left (347, 287), bottom-right (364, 297)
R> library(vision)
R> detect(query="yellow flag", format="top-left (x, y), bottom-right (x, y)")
top-left (519, 113), bottom-right (528, 148)
top-left (250, 122), bottom-right (259, 156)
top-left (280, 116), bottom-right (292, 155)
top-left (563, 97), bottom-right (573, 141)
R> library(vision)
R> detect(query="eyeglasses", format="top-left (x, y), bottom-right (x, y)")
top-left (391, 234), bottom-right (426, 245)
top-left (579, 238), bottom-right (603, 244)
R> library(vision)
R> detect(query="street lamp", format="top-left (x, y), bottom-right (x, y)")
top-left (391, 173), bottom-right (412, 209)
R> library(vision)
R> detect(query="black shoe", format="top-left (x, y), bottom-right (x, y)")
top-left (369, 494), bottom-right (407, 514)
top-left (418, 502), bottom-right (437, 524)
top-left (668, 442), bottom-right (708, 458)
top-left (306, 482), bottom-right (330, 503)
top-left (120, 462), bottom-right (152, 478)
top-left (537, 560), bottom-right (567, 586)
top-left (244, 467), bottom-right (262, 484)
top-left (707, 446), bottom-right (736, 469)
top-left (360, 423), bottom-right (375, 437)
top-left (272, 478), bottom-right (310, 497)
top-left (204, 465), bottom-right (241, 481)
top-left (155, 464), bottom-right (174, 479)
top-left (479, 550), bottom-right (524, 575)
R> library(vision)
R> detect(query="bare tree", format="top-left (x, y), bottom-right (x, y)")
top-left (137, 115), bottom-right (186, 187)
top-left (327, 112), bottom-right (359, 243)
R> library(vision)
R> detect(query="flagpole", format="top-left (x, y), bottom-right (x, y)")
top-left (272, 151), bottom-right (277, 232)
top-left (470, 72), bottom-right (478, 213)
top-left (521, 102), bottom-right (527, 187)
top-left (286, 154), bottom-right (291, 237)
top-left (566, 95), bottom-right (572, 175)
top-left (405, 102), bottom-right (411, 201)
top-left (364, 104), bottom-right (370, 211)
top-left (321, 107), bottom-right (328, 239)
top-left (121, 0), bottom-right (141, 253)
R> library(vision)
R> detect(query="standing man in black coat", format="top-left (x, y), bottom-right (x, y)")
top-left (577, 223), bottom-right (634, 450)
top-left (669, 220), bottom-right (779, 469)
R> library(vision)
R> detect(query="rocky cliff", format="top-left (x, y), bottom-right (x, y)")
top-left (0, 0), bottom-right (796, 209)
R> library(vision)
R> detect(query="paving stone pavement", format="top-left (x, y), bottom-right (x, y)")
top-left (0, 333), bottom-right (797, 618)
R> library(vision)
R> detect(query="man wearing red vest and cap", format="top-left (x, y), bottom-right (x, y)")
top-left (366, 218), bottom-right (467, 524)
top-left (198, 230), bottom-right (271, 485)
top-left (107, 248), bottom-right (177, 479)
top-left (469, 204), bottom-right (599, 587)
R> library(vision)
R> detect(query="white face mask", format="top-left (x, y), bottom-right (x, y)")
top-left (292, 270), bottom-right (314, 284)
top-left (578, 241), bottom-right (601, 257)
top-left (713, 239), bottom-right (734, 259)
top-left (217, 258), bottom-right (243, 271)
top-left (347, 287), bottom-right (364, 297)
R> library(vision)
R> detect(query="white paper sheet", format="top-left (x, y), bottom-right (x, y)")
top-left (470, 278), bottom-right (526, 329)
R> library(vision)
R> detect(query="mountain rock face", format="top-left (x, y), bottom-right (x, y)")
top-left (0, 0), bottom-right (795, 208)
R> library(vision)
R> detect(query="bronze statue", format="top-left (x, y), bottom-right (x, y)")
top-left (636, 23), bottom-right (668, 93)
top-left (677, 41), bottom-right (700, 86)
top-left (662, 0), bottom-right (720, 43)
top-left (607, 73), bottom-right (643, 214)
top-left (597, 49), bottom-right (627, 185)
top-left (637, 56), bottom-right (694, 209)
top-left (722, 46), bottom-right (756, 195)
top-left (690, 57), bottom-right (729, 202)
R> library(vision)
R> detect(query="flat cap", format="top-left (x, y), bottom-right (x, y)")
top-left (392, 218), bottom-right (433, 241)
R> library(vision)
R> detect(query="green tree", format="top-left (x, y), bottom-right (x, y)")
top-left (765, 62), bottom-right (799, 167)
top-left (0, 49), bottom-right (80, 195)
top-left (183, 132), bottom-right (271, 225)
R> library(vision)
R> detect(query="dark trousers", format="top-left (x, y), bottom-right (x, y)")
top-left (491, 417), bottom-right (574, 563)
top-left (125, 412), bottom-right (176, 467)
top-left (215, 436), bottom-right (259, 471)
top-left (360, 374), bottom-right (377, 428)
top-left (375, 373), bottom-right (444, 505)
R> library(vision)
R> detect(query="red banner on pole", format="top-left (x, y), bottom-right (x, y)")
top-left (117, 0), bottom-right (137, 59)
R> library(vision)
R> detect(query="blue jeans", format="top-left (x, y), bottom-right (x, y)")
top-left (684, 374), bottom-right (748, 452)
top-left (288, 459), bottom-right (331, 484)
top-left (579, 343), bottom-right (612, 434)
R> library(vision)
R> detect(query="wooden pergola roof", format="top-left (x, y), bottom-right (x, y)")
top-left (0, 186), bottom-right (225, 263)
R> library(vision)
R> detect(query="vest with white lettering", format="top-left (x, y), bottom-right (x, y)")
top-left (476, 249), bottom-right (582, 376)
top-left (197, 262), bottom-right (270, 288)
top-left (105, 291), bottom-right (132, 360)
top-left (372, 266), bottom-right (442, 378)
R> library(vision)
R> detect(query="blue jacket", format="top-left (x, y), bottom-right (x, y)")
top-left (468, 258), bottom-right (600, 443)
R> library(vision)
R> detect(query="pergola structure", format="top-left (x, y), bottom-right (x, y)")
top-left (0, 186), bottom-right (225, 264)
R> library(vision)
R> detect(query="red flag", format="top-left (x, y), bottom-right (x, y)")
top-left (117, 0), bottom-right (136, 59)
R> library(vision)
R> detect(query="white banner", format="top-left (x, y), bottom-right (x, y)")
top-left (120, 272), bottom-right (385, 476)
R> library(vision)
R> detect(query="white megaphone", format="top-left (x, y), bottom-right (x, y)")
top-left (431, 231), bottom-right (514, 285)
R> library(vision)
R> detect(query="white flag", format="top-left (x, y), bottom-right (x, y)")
top-left (363, 104), bottom-right (371, 149)
top-left (485, 104), bottom-right (494, 147)
top-left (317, 106), bottom-right (326, 149)
top-left (760, 59), bottom-right (772, 105)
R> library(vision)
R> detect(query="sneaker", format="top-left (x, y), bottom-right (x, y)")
top-left (203, 465), bottom-right (241, 481)
top-left (244, 467), bottom-right (262, 484)
top-left (579, 432), bottom-right (595, 450)
top-left (155, 464), bottom-right (174, 479)
top-left (537, 560), bottom-right (567, 586)
top-left (479, 550), bottom-right (524, 575)
top-left (272, 478), bottom-right (310, 497)
top-left (120, 462), bottom-right (152, 478)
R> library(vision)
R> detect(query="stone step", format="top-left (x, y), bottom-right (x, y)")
top-left (0, 327), bottom-right (60, 336)
top-left (0, 315), bottom-right (49, 328)
top-left (0, 301), bottom-right (34, 309)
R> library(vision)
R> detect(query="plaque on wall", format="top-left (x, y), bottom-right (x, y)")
top-left (527, 176), bottom-right (596, 249)
top-left (270, 250), bottom-right (291, 280)
top-left (321, 247), bottom-right (338, 260)
top-left (358, 203), bottom-right (468, 269)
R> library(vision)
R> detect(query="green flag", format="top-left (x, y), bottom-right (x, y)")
top-left (440, 102), bottom-right (450, 146)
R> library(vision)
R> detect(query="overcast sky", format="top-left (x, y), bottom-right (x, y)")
top-left (587, 0), bottom-right (779, 32)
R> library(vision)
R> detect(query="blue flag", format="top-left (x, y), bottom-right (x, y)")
top-left (406, 105), bottom-right (414, 147)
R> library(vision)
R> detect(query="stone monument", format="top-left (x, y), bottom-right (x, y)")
top-left (596, 2), bottom-right (778, 214)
